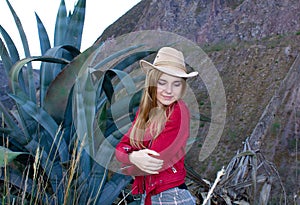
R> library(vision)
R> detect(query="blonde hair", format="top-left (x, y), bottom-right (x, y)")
top-left (129, 69), bottom-right (187, 148)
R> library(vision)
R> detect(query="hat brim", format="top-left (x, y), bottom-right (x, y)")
top-left (140, 60), bottom-right (198, 78)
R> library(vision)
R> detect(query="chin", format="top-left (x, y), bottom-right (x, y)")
top-left (160, 100), bottom-right (176, 106)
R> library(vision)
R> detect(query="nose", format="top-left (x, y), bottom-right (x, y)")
top-left (165, 84), bottom-right (172, 94)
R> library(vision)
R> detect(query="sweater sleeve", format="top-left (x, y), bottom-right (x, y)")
top-left (115, 110), bottom-right (147, 175)
top-left (149, 100), bottom-right (190, 171)
top-left (115, 108), bottom-right (139, 164)
top-left (115, 127), bottom-right (133, 165)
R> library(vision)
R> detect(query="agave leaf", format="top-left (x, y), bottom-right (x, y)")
top-left (0, 146), bottom-right (26, 167)
top-left (5, 0), bottom-right (37, 101)
top-left (9, 56), bottom-right (69, 97)
top-left (72, 72), bottom-right (97, 189)
top-left (97, 172), bottom-right (132, 205)
top-left (9, 94), bottom-right (69, 162)
top-left (35, 12), bottom-right (51, 55)
top-left (104, 94), bottom-right (139, 136)
top-left (102, 88), bottom-right (141, 140)
top-left (92, 44), bottom-right (144, 70)
top-left (109, 123), bottom-right (132, 143)
top-left (85, 73), bottom-right (96, 147)
top-left (114, 74), bottom-right (140, 97)
top-left (90, 69), bottom-right (104, 83)
top-left (9, 105), bottom-right (33, 146)
top-left (43, 42), bottom-right (101, 122)
top-left (0, 127), bottom-right (11, 136)
top-left (0, 94), bottom-right (19, 130)
top-left (96, 100), bottom-right (107, 134)
top-left (95, 70), bottom-right (140, 138)
top-left (60, 88), bottom-right (75, 147)
top-left (0, 37), bottom-right (13, 77)
top-left (89, 134), bottom-right (132, 205)
top-left (65, 0), bottom-right (86, 49)
top-left (112, 50), bottom-right (156, 71)
top-left (0, 25), bottom-right (19, 65)
top-left (5, 0), bottom-right (31, 59)
top-left (111, 91), bottom-right (140, 121)
top-left (40, 45), bottom-right (80, 106)
top-left (48, 45), bottom-right (81, 57)
top-left (9, 94), bottom-right (58, 138)
top-left (91, 135), bottom-right (116, 200)
top-left (0, 37), bottom-right (26, 94)
top-left (0, 101), bottom-right (29, 146)
top-left (73, 70), bottom-right (96, 156)
top-left (54, 0), bottom-right (67, 46)
top-left (92, 47), bottom-right (154, 108)
top-left (99, 69), bottom-right (136, 103)
top-left (129, 88), bottom-right (143, 111)
top-left (94, 134), bottom-right (118, 168)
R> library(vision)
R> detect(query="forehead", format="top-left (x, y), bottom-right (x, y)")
top-left (158, 73), bottom-right (182, 82)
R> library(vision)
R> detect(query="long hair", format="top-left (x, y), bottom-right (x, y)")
top-left (129, 69), bottom-right (187, 148)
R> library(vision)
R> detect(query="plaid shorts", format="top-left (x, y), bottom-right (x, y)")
top-left (140, 187), bottom-right (196, 205)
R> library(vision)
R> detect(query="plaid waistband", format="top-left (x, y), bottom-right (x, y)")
top-left (141, 187), bottom-right (196, 205)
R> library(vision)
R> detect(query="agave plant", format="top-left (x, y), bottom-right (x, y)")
top-left (0, 0), bottom-right (158, 204)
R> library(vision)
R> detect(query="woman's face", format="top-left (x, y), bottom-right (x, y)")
top-left (156, 73), bottom-right (183, 106)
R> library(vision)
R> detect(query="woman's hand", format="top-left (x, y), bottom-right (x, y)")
top-left (129, 149), bottom-right (163, 174)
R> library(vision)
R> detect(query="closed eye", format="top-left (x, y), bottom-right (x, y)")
top-left (173, 81), bottom-right (182, 87)
top-left (158, 80), bottom-right (167, 85)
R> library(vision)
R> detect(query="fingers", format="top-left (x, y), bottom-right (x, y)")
top-left (129, 149), bottom-right (164, 174)
top-left (139, 162), bottom-right (162, 174)
top-left (141, 169), bottom-right (159, 175)
top-left (143, 149), bottom-right (163, 164)
top-left (144, 149), bottom-right (160, 156)
top-left (143, 161), bottom-right (163, 170)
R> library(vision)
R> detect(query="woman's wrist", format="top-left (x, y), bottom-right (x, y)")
top-left (128, 151), bottom-right (135, 164)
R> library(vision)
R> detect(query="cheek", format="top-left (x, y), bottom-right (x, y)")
top-left (174, 87), bottom-right (183, 96)
top-left (156, 85), bottom-right (164, 94)
top-left (156, 89), bottom-right (163, 100)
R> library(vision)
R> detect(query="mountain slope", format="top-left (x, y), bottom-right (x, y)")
top-left (101, 0), bottom-right (300, 44)
top-left (99, 0), bottom-right (300, 202)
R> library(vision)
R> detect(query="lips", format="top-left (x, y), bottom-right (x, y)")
top-left (162, 96), bottom-right (173, 100)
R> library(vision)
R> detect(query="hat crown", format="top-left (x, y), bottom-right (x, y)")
top-left (153, 47), bottom-right (186, 72)
top-left (139, 47), bottom-right (199, 78)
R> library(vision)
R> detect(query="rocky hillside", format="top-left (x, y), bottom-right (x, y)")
top-left (101, 0), bottom-right (300, 44)
top-left (100, 0), bottom-right (300, 203)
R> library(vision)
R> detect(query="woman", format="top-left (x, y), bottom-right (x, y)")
top-left (115, 47), bottom-right (198, 205)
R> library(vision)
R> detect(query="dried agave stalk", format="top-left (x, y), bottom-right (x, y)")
top-left (212, 138), bottom-right (287, 205)
top-left (190, 137), bottom-right (286, 205)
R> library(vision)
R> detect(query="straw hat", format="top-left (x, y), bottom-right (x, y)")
top-left (140, 47), bottom-right (198, 78)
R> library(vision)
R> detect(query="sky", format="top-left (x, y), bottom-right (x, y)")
top-left (0, 0), bottom-right (141, 58)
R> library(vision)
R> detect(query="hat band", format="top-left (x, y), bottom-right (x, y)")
top-left (154, 61), bottom-right (187, 72)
